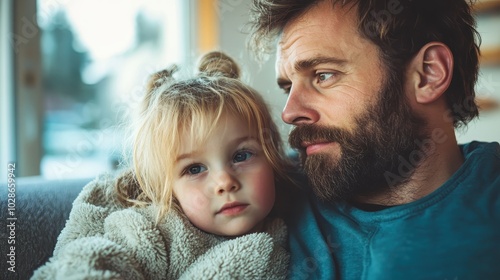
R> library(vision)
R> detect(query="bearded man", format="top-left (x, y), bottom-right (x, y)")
top-left (248, 0), bottom-right (500, 278)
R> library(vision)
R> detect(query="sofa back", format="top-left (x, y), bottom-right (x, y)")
top-left (1, 176), bottom-right (91, 279)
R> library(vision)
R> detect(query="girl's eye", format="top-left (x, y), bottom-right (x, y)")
top-left (185, 164), bottom-right (207, 175)
top-left (233, 151), bottom-right (253, 163)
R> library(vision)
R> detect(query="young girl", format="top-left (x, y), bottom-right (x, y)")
top-left (32, 51), bottom-right (295, 279)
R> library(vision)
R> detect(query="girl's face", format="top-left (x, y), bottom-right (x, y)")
top-left (172, 113), bottom-right (276, 237)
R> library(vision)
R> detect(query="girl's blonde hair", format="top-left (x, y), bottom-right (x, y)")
top-left (116, 51), bottom-right (294, 222)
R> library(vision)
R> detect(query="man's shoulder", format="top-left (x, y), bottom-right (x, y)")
top-left (459, 141), bottom-right (500, 180)
top-left (461, 141), bottom-right (500, 160)
top-left (454, 141), bottom-right (500, 215)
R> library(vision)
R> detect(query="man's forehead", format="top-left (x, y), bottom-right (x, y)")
top-left (274, 52), bottom-right (285, 82)
top-left (278, 16), bottom-right (318, 52)
top-left (277, 2), bottom-right (356, 51)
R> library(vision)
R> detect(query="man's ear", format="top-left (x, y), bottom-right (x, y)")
top-left (407, 42), bottom-right (453, 104)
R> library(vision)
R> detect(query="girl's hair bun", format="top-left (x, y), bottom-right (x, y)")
top-left (198, 51), bottom-right (240, 79)
top-left (146, 65), bottom-right (178, 92)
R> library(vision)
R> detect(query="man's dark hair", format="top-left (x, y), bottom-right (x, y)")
top-left (247, 0), bottom-right (481, 127)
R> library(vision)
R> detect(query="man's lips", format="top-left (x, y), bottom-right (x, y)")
top-left (217, 202), bottom-right (248, 215)
top-left (302, 141), bottom-right (334, 155)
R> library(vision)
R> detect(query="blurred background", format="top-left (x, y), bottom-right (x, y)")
top-left (1, 0), bottom-right (499, 182)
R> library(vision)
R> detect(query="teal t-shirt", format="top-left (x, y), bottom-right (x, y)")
top-left (287, 141), bottom-right (500, 279)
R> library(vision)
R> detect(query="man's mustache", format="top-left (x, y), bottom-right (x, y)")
top-left (288, 124), bottom-right (351, 151)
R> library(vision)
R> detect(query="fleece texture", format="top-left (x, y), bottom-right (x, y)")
top-left (31, 173), bottom-right (289, 279)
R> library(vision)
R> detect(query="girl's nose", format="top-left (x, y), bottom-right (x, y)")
top-left (214, 169), bottom-right (240, 195)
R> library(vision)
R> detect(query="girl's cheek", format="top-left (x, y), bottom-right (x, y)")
top-left (186, 192), bottom-right (210, 211)
top-left (182, 194), bottom-right (211, 228)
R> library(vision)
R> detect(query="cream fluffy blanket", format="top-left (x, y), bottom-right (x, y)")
top-left (31, 174), bottom-right (289, 279)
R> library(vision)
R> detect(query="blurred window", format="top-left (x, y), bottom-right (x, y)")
top-left (37, 0), bottom-right (192, 179)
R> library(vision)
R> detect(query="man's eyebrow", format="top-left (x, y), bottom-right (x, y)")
top-left (294, 56), bottom-right (347, 72)
top-left (277, 56), bottom-right (347, 89)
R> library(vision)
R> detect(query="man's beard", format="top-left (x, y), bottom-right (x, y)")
top-left (289, 75), bottom-right (428, 203)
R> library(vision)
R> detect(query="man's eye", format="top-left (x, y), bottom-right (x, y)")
top-left (278, 86), bottom-right (291, 95)
top-left (185, 165), bottom-right (207, 175)
top-left (233, 151), bottom-right (253, 163)
top-left (318, 72), bottom-right (335, 83)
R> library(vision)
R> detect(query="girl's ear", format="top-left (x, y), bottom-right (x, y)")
top-left (407, 42), bottom-right (454, 104)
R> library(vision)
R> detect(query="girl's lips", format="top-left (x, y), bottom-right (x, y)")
top-left (217, 202), bottom-right (248, 215)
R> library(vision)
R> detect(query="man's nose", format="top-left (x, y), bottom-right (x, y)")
top-left (281, 84), bottom-right (320, 125)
